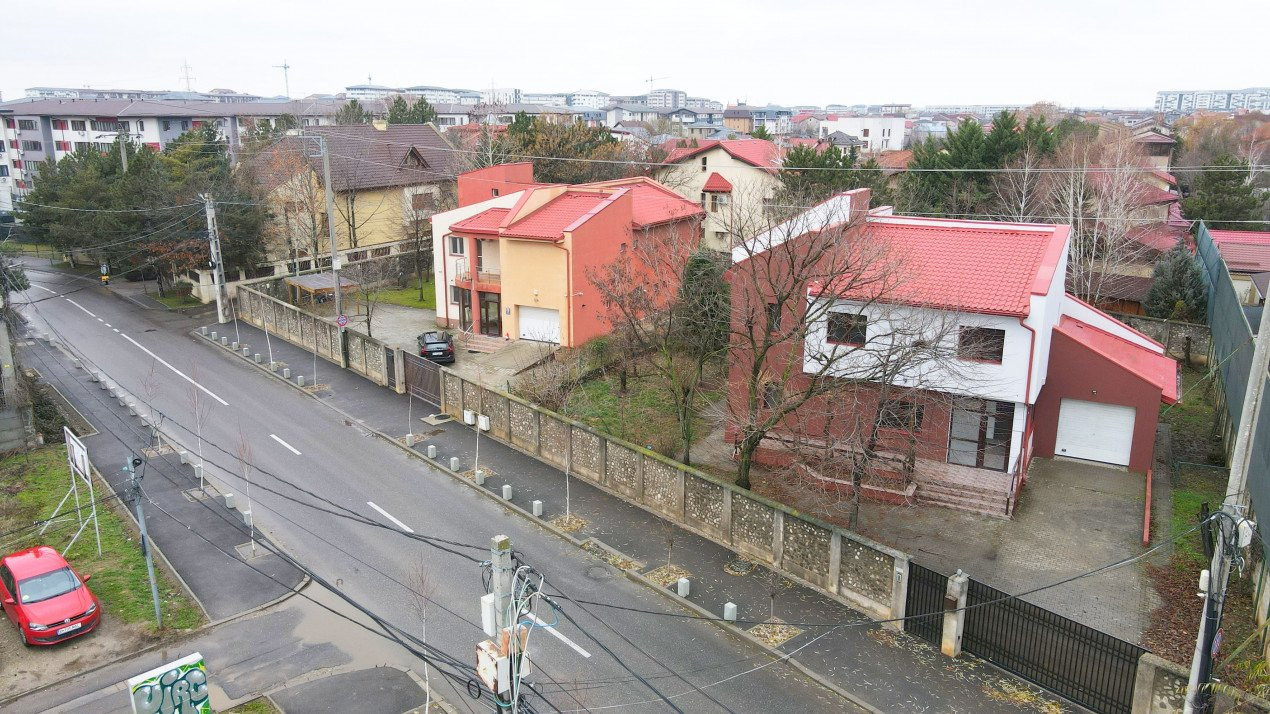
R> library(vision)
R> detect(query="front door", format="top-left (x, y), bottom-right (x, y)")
top-left (947, 398), bottom-right (1016, 471)
top-left (458, 289), bottom-right (473, 331)
top-left (479, 292), bottom-right (501, 337)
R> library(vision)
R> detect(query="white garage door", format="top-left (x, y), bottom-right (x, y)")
top-left (518, 306), bottom-right (561, 344)
top-left (1054, 399), bottom-right (1136, 466)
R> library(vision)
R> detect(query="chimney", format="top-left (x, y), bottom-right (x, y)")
top-left (372, 119), bottom-right (388, 131)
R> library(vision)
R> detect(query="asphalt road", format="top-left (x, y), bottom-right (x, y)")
top-left (14, 265), bottom-right (860, 714)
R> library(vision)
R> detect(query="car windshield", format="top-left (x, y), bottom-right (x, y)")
top-left (17, 567), bottom-right (80, 604)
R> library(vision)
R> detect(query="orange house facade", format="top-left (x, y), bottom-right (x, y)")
top-left (431, 165), bottom-right (704, 347)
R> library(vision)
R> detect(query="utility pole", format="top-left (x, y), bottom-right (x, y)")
top-left (480, 534), bottom-right (520, 713)
top-left (315, 135), bottom-right (343, 324)
top-left (1183, 294), bottom-right (1270, 712)
top-left (125, 457), bottom-right (163, 628)
top-left (201, 194), bottom-right (229, 324)
top-left (117, 133), bottom-right (129, 173)
top-left (274, 59), bottom-right (292, 98)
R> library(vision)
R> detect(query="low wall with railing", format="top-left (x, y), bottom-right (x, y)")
top-left (440, 368), bottom-right (909, 622)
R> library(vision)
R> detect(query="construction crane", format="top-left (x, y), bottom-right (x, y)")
top-left (646, 75), bottom-right (670, 93)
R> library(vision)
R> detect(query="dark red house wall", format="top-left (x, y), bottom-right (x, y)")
top-left (1032, 329), bottom-right (1160, 473)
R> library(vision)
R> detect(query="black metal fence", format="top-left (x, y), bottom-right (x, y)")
top-left (905, 562), bottom-right (945, 646)
top-left (402, 351), bottom-right (441, 405)
top-left (962, 578), bottom-right (1144, 714)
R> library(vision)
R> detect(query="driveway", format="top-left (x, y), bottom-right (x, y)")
top-left (855, 457), bottom-right (1163, 643)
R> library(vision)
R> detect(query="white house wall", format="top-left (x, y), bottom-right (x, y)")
top-left (1059, 294), bottom-right (1163, 353)
top-left (429, 192), bottom-right (526, 324)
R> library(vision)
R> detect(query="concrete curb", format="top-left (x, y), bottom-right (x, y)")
top-left (190, 327), bottom-right (872, 709)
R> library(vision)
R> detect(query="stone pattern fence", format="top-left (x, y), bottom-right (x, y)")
top-left (237, 286), bottom-right (392, 388)
top-left (1110, 313), bottom-right (1212, 366)
top-left (442, 369), bottom-right (910, 623)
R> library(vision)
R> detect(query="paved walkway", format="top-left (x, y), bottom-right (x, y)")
top-left (201, 318), bottom-right (1074, 713)
top-left (6, 330), bottom-right (445, 714)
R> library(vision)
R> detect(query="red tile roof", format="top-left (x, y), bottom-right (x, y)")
top-left (1216, 241), bottom-right (1270, 274)
top-left (1056, 316), bottom-right (1179, 403)
top-left (502, 191), bottom-right (613, 240)
top-left (875, 149), bottom-right (913, 171)
top-left (1129, 225), bottom-right (1183, 253)
top-left (702, 172), bottom-right (733, 193)
top-left (450, 208), bottom-right (510, 235)
top-left (814, 216), bottom-right (1068, 317)
top-left (662, 139), bottom-right (782, 172)
top-left (582, 177), bottom-right (705, 226)
top-left (1132, 131), bottom-right (1176, 145)
top-left (1210, 229), bottom-right (1270, 246)
top-left (1152, 170), bottom-right (1177, 186)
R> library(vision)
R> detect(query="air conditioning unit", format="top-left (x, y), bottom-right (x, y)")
top-left (477, 414), bottom-right (491, 432)
top-left (463, 409), bottom-right (476, 425)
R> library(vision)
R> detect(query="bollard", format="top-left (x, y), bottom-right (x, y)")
top-left (449, 457), bottom-right (460, 471)
top-left (475, 470), bottom-right (487, 486)
top-left (677, 577), bottom-right (691, 597)
top-left (90, 371), bottom-right (100, 383)
top-left (200, 326), bottom-right (208, 336)
top-left (532, 500), bottom-right (543, 517)
top-left (404, 433), bottom-right (415, 447)
top-left (224, 492), bottom-right (235, 510)
top-left (242, 510), bottom-right (252, 527)
top-left (501, 484), bottom-right (512, 500)
top-left (117, 394), bottom-right (126, 406)
top-left (231, 341), bottom-right (238, 350)
top-left (296, 375), bottom-right (306, 387)
top-left (282, 368), bottom-right (291, 379)
top-left (220, 336), bottom-right (228, 346)
top-left (269, 362), bottom-right (278, 372)
top-left (71, 358), bottom-right (82, 370)
top-left (723, 602), bottom-right (737, 622)
top-left (99, 377), bottom-right (109, 390)
top-left (194, 463), bottom-right (204, 482)
top-left (210, 331), bottom-right (218, 341)
top-left (426, 444), bottom-right (437, 459)
top-left (127, 401), bottom-right (137, 416)
top-left (254, 353), bottom-right (262, 364)
top-left (179, 451), bottom-right (189, 465)
top-left (242, 347), bottom-right (251, 357)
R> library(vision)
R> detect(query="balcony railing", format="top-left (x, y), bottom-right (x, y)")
top-left (455, 265), bottom-right (501, 285)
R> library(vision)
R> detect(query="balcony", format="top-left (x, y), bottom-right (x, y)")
top-left (455, 264), bottom-right (501, 289)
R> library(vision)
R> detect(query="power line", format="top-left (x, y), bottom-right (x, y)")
top-left (13, 199), bottom-right (203, 213)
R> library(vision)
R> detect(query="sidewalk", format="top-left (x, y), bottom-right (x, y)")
top-left (203, 318), bottom-right (1072, 713)
top-left (8, 333), bottom-right (443, 714)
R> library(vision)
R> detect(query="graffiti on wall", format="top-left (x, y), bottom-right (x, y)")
top-left (127, 652), bottom-right (211, 714)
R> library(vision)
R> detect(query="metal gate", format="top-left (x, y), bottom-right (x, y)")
top-left (962, 578), bottom-right (1144, 714)
top-left (905, 562), bottom-right (946, 646)
top-left (385, 347), bottom-right (397, 390)
top-left (402, 351), bottom-right (441, 406)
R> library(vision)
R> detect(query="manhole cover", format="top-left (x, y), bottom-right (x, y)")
top-left (724, 557), bottom-right (756, 576)
top-left (583, 565), bottom-right (612, 582)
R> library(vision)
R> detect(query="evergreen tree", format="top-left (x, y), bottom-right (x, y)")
top-left (386, 96), bottom-right (438, 125)
top-left (983, 110), bottom-right (1023, 166)
top-left (1181, 154), bottom-right (1267, 231)
top-left (779, 144), bottom-right (857, 202)
top-left (750, 125), bottom-right (772, 140)
top-left (386, 96), bottom-right (411, 124)
top-left (334, 99), bottom-right (369, 125)
top-left (1144, 247), bottom-right (1208, 321)
top-left (675, 250), bottom-right (730, 356)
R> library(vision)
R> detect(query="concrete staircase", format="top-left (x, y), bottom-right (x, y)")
top-left (458, 332), bottom-right (511, 354)
top-left (915, 477), bottom-right (1012, 518)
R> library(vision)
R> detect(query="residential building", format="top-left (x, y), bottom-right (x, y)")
top-left (24, 86), bottom-right (265, 103)
top-left (566, 90), bottom-right (611, 109)
top-left (430, 163), bottom-right (704, 346)
top-left (1155, 87), bottom-right (1270, 115)
top-left (402, 86), bottom-right (466, 105)
top-left (345, 84), bottom-right (400, 100)
top-left (819, 116), bottom-right (909, 151)
top-left (1210, 231), bottom-right (1270, 306)
top-left (654, 138), bottom-right (783, 251)
top-left (880, 103), bottom-right (913, 115)
top-left (252, 122), bottom-right (462, 268)
top-left (1130, 130), bottom-right (1176, 170)
top-left (923, 103), bottom-right (1026, 115)
top-left (686, 97), bottom-right (725, 111)
top-left (647, 89), bottom-right (688, 109)
top-left (481, 88), bottom-right (522, 105)
top-left (726, 191), bottom-right (1178, 516)
top-left (723, 106), bottom-right (753, 133)
top-left (523, 92), bottom-right (570, 107)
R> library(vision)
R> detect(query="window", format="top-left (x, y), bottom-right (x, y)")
top-left (447, 235), bottom-right (466, 255)
top-left (90, 120), bottom-right (118, 132)
top-left (880, 400), bottom-right (924, 430)
top-left (181, 121), bottom-right (190, 131)
top-left (162, 120), bottom-right (171, 132)
top-left (74, 141), bottom-right (92, 152)
top-left (7, 140), bottom-right (15, 149)
top-left (882, 128), bottom-right (891, 137)
top-left (450, 285), bottom-right (465, 304)
top-left (765, 302), bottom-right (781, 332)
top-left (700, 156), bottom-right (708, 172)
top-left (958, 326), bottom-right (1005, 363)
top-left (861, 128), bottom-right (870, 137)
top-left (372, 247), bottom-right (390, 258)
top-left (710, 193), bottom-right (729, 212)
top-left (827, 313), bottom-right (867, 345)
top-left (20, 140), bottom-right (42, 151)
top-left (762, 382), bottom-right (782, 409)
top-left (948, 398), bottom-right (1015, 471)
top-left (52, 120), bottom-right (68, 130)
top-left (55, 141), bottom-right (70, 152)
top-left (17, 119), bottom-right (36, 131)
top-left (491, 188), bottom-right (500, 197)
top-left (118, 121), bottom-right (130, 132)
top-left (714, 230), bottom-right (729, 244)
top-left (71, 120), bottom-right (86, 131)
top-left (0, 166), bottom-right (7, 178)
top-left (137, 120), bottom-right (145, 131)
top-left (411, 193), bottom-right (436, 212)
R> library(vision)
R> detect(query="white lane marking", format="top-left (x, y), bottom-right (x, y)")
top-left (269, 433), bottom-right (302, 455)
top-left (31, 285), bottom-right (57, 295)
top-left (119, 333), bottom-right (229, 406)
top-left (366, 501), bottom-right (415, 533)
top-left (96, 317), bottom-right (104, 322)
top-left (527, 612), bottom-right (592, 658)
top-left (104, 323), bottom-right (112, 328)
top-left (112, 328), bottom-right (119, 333)
top-left (65, 298), bottom-right (96, 317)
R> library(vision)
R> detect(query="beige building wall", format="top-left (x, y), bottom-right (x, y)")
top-left (499, 239), bottom-right (568, 340)
top-left (657, 148), bottom-right (781, 251)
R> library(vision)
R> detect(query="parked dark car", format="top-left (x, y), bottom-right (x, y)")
top-left (418, 331), bottom-right (455, 363)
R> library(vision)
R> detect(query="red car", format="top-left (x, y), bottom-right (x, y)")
top-left (0, 546), bottom-right (100, 645)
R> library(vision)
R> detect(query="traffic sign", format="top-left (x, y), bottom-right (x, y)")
top-left (336, 315), bottom-right (348, 328)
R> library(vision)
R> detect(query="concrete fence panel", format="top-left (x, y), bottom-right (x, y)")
top-left (605, 443), bottom-right (641, 498)
top-left (571, 427), bottom-right (604, 481)
top-left (509, 401), bottom-right (539, 452)
top-left (539, 415), bottom-right (571, 471)
top-left (683, 472), bottom-right (725, 538)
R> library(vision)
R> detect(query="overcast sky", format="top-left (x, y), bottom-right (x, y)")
top-left (6, 0), bottom-right (1267, 109)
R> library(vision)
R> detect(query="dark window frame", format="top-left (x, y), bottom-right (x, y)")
top-left (958, 326), bottom-right (1006, 363)
top-left (879, 399), bottom-right (924, 431)
top-left (827, 312), bottom-right (868, 346)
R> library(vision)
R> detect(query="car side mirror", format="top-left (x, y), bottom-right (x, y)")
top-left (2, 597), bottom-right (13, 606)
top-left (82, 573), bottom-right (92, 582)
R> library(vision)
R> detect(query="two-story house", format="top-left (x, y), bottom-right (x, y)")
top-left (654, 138), bottom-right (783, 251)
top-left (430, 164), bottom-right (704, 346)
top-left (728, 190), bottom-right (1178, 516)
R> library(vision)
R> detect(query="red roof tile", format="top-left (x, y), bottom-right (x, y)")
top-left (875, 149), bottom-right (913, 171)
top-left (1132, 131), bottom-right (1176, 145)
top-left (662, 139), bottom-right (782, 172)
top-left (1210, 229), bottom-right (1270, 245)
top-left (450, 208), bottom-right (510, 235)
top-left (815, 217), bottom-right (1068, 317)
top-left (582, 177), bottom-right (705, 226)
top-left (1152, 170), bottom-right (1177, 186)
top-left (1129, 225), bottom-right (1183, 253)
top-left (702, 172), bottom-right (733, 192)
top-left (1216, 241), bottom-right (1270, 274)
top-left (1056, 316), bottom-right (1179, 403)
top-left (502, 191), bottom-right (612, 240)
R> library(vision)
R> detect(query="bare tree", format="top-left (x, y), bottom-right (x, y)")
top-left (408, 564), bottom-right (438, 714)
top-left (334, 162), bottom-right (391, 250)
top-left (187, 363), bottom-right (214, 493)
top-left (993, 146), bottom-right (1049, 222)
top-left (261, 141), bottom-right (327, 271)
top-left (235, 425), bottom-right (257, 554)
top-left (340, 256), bottom-right (403, 339)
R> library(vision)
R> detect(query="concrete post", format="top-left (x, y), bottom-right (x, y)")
top-left (404, 433), bottom-right (415, 447)
top-left (449, 456), bottom-right (460, 471)
top-left (677, 578), bottom-right (690, 597)
top-left (296, 375), bottom-right (305, 387)
top-left (772, 510), bottom-right (786, 567)
top-left (723, 602), bottom-right (737, 622)
top-left (501, 484), bottom-right (512, 500)
top-left (254, 353), bottom-right (262, 364)
top-left (941, 569), bottom-right (969, 658)
top-left (889, 556), bottom-right (911, 632)
top-left (426, 444), bottom-right (437, 459)
top-left (721, 488), bottom-right (734, 543)
top-left (282, 367), bottom-right (291, 379)
top-left (210, 331), bottom-right (218, 342)
top-left (221, 336), bottom-right (228, 346)
top-left (231, 341), bottom-right (238, 351)
top-left (532, 500), bottom-right (542, 517)
top-left (224, 492), bottom-right (235, 510)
